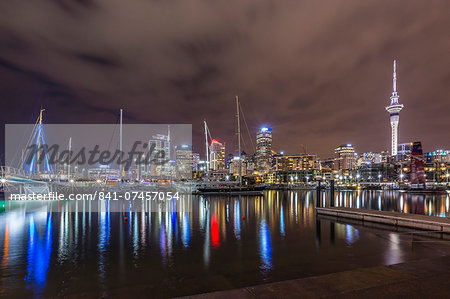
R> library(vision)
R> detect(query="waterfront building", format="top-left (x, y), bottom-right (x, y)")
top-left (275, 154), bottom-right (318, 172)
top-left (424, 150), bottom-right (450, 182)
top-left (320, 158), bottom-right (335, 171)
top-left (386, 60), bottom-right (404, 156)
top-left (334, 144), bottom-right (356, 170)
top-left (425, 150), bottom-right (450, 163)
top-left (256, 127), bottom-right (273, 173)
top-left (88, 165), bottom-right (120, 180)
top-left (209, 139), bottom-right (225, 170)
top-left (230, 156), bottom-right (247, 176)
top-left (355, 162), bottom-right (399, 183)
top-left (192, 153), bottom-right (200, 171)
top-left (229, 151), bottom-right (255, 176)
top-left (357, 152), bottom-right (382, 166)
top-left (175, 144), bottom-right (192, 180)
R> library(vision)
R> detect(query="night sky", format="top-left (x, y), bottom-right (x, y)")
top-left (1, 0), bottom-right (449, 162)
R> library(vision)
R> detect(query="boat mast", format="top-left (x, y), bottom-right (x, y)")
top-left (68, 137), bottom-right (72, 181)
top-left (119, 109), bottom-right (123, 182)
top-left (36, 108), bottom-right (44, 173)
top-left (204, 119), bottom-right (209, 172)
top-left (236, 96), bottom-right (242, 186)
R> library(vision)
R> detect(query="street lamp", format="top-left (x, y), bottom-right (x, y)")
top-left (378, 173), bottom-right (382, 184)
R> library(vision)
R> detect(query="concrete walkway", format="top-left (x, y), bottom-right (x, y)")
top-left (316, 207), bottom-right (450, 232)
top-left (180, 256), bottom-right (450, 298)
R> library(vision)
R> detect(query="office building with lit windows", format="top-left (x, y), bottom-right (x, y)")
top-left (334, 144), bottom-right (356, 170)
top-left (256, 127), bottom-right (272, 173)
top-left (209, 139), bottom-right (225, 170)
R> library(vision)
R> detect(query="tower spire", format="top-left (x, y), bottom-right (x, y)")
top-left (386, 59), bottom-right (404, 157)
top-left (390, 59), bottom-right (399, 104)
top-left (393, 59), bottom-right (397, 93)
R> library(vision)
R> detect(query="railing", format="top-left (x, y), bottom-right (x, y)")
top-left (1, 166), bottom-right (27, 178)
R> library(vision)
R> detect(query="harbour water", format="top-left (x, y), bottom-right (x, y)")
top-left (0, 190), bottom-right (449, 297)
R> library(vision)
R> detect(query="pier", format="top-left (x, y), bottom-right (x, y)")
top-left (315, 207), bottom-right (450, 233)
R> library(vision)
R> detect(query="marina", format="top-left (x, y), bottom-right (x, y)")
top-left (0, 190), bottom-right (449, 297)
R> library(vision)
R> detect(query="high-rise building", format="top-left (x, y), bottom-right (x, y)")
top-left (335, 144), bottom-right (356, 170)
top-left (175, 144), bottom-right (192, 179)
top-left (149, 133), bottom-right (171, 177)
top-left (256, 127), bottom-right (272, 173)
top-left (209, 139), bottom-right (225, 170)
top-left (386, 60), bottom-right (404, 156)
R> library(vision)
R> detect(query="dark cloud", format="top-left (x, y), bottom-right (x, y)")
top-left (0, 0), bottom-right (449, 163)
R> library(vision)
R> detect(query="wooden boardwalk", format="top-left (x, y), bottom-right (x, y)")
top-left (316, 207), bottom-right (450, 233)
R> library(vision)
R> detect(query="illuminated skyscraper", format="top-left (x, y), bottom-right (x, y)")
top-left (149, 133), bottom-right (171, 177)
top-left (209, 139), bottom-right (225, 170)
top-left (256, 127), bottom-right (272, 173)
top-left (335, 144), bottom-right (356, 170)
top-left (175, 144), bottom-right (192, 179)
top-left (386, 60), bottom-right (404, 156)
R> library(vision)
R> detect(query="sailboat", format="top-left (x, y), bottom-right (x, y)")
top-left (195, 96), bottom-right (265, 195)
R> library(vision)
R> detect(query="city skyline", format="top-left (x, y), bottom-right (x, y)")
top-left (0, 1), bottom-right (449, 160)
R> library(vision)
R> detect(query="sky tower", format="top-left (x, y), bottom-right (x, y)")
top-left (386, 60), bottom-right (404, 156)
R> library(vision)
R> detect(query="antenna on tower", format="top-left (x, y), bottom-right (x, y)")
top-left (393, 59), bottom-right (397, 94)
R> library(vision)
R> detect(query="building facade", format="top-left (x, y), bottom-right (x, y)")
top-left (209, 139), bottom-right (225, 170)
top-left (335, 144), bottom-right (356, 170)
top-left (256, 127), bottom-right (272, 173)
top-left (175, 144), bottom-right (192, 180)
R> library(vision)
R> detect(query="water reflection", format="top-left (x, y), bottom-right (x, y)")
top-left (0, 190), bottom-right (449, 297)
top-left (259, 219), bottom-right (272, 276)
top-left (25, 213), bottom-right (52, 294)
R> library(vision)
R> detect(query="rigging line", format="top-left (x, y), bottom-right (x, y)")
top-left (239, 102), bottom-right (255, 153)
top-left (17, 115), bottom-right (40, 170)
top-left (240, 133), bottom-right (248, 154)
top-left (101, 114), bottom-right (120, 178)
top-left (228, 133), bottom-right (237, 155)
